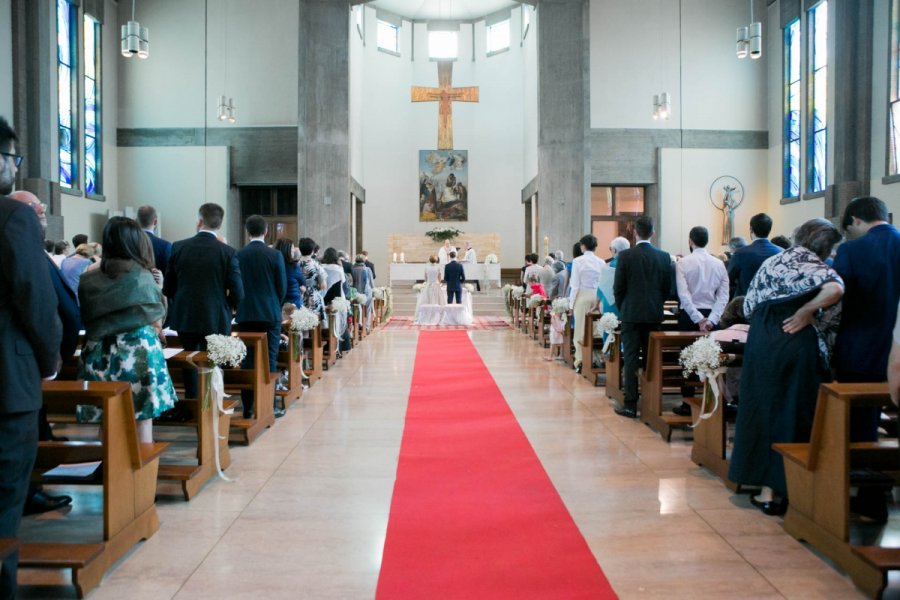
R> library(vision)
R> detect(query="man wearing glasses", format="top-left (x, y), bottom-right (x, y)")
top-left (0, 116), bottom-right (62, 600)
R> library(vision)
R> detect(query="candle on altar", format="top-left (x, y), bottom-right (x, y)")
top-left (393, 252), bottom-right (397, 262)
top-left (400, 252), bottom-right (405, 263)
top-left (543, 235), bottom-right (550, 257)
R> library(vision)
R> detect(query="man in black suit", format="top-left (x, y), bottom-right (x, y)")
top-left (164, 203), bottom-right (244, 397)
top-left (0, 116), bottom-right (63, 600)
top-left (613, 216), bottom-right (672, 418)
top-left (137, 205), bottom-right (172, 273)
top-left (236, 215), bottom-right (287, 418)
top-left (727, 213), bottom-right (781, 297)
top-left (444, 251), bottom-right (465, 304)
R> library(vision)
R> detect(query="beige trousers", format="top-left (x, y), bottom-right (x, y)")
top-left (573, 289), bottom-right (599, 367)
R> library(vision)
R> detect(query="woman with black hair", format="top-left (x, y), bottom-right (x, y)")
top-left (274, 238), bottom-right (307, 308)
top-left (298, 237), bottom-right (327, 324)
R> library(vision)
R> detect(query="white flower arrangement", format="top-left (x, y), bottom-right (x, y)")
top-left (679, 336), bottom-right (723, 379)
top-left (353, 293), bottom-right (368, 304)
top-left (372, 288), bottom-right (385, 300)
top-left (511, 287), bottom-right (525, 299)
top-left (594, 313), bottom-right (620, 337)
top-left (464, 283), bottom-right (475, 293)
top-left (290, 307), bottom-right (320, 332)
top-left (330, 297), bottom-right (351, 313)
top-left (526, 294), bottom-right (544, 308)
top-left (413, 283), bottom-right (426, 291)
top-left (484, 254), bottom-right (499, 264)
top-left (205, 334), bottom-right (247, 368)
top-left (551, 297), bottom-right (570, 315)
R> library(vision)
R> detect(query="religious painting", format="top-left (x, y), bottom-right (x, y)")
top-left (419, 150), bottom-right (468, 222)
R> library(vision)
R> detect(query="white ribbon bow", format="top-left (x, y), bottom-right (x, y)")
top-left (206, 366), bottom-right (235, 482)
top-left (690, 367), bottom-right (728, 428)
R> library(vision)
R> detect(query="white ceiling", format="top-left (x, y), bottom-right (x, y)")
top-left (367, 0), bottom-right (520, 21)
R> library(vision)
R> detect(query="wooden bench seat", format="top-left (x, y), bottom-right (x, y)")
top-left (604, 331), bottom-right (624, 403)
top-left (276, 330), bottom-right (304, 408)
top-left (303, 325), bottom-right (325, 383)
top-left (685, 367), bottom-right (740, 490)
top-left (581, 311), bottom-right (606, 387)
top-left (852, 547), bottom-right (900, 599)
top-left (773, 382), bottom-right (896, 599)
top-left (639, 331), bottom-right (706, 441)
top-left (0, 538), bottom-right (19, 561)
top-left (21, 381), bottom-right (165, 598)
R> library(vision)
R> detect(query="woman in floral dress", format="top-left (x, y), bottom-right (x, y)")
top-left (297, 237), bottom-right (327, 325)
top-left (78, 216), bottom-right (176, 443)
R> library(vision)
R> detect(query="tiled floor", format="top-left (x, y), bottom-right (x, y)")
top-left (18, 327), bottom-right (867, 599)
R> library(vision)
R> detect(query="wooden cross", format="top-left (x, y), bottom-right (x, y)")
top-left (411, 60), bottom-right (479, 150)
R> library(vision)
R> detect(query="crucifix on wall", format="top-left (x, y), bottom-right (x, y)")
top-left (411, 60), bottom-right (479, 150)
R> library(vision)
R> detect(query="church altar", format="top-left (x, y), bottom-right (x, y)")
top-left (389, 262), bottom-right (501, 287)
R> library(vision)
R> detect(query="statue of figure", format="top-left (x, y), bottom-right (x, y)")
top-left (722, 185), bottom-right (737, 243)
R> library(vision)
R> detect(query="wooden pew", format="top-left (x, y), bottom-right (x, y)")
top-left (537, 304), bottom-right (550, 348)
top-left (687, 367), bottom-right (739, 490)
top-left (639, 331), bottom-right (706, 441)
top-left (276, 330), bottom-right (304, 408)
top-left (225, 332), bottom-right (276, 445)
top-left (0, 538), bottom-right (18, 561)
top-left (581, 311), bottom-right (605, 386)
top-left (561, 313), bottom-right (575, 368)
top-left (303, 325), bottom-right (324, 383)
top-left (21, 381), bottom-right (167, 598)
top-left (851, 547), bottom-right (900, 600)
top-left (604, 331), bottom-right (624, 403)
top-left (773, 383), bottom-right (896, 599)
top-left (373, 297), bottom-right (385, 328)
top-left (323, 312), bottom-right (339, 369)
top-left (156, 351), bottom-right (233, 500)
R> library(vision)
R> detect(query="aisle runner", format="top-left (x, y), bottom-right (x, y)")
top-left (382, 316), bottom-right (511, 331)
top-left (376, 331), bottom-right (617, 599)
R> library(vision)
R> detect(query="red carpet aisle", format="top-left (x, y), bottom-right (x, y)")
top-left (381, 316), bottom-right (512, 331)
top-left (376, 331), bottom-right (617, 599)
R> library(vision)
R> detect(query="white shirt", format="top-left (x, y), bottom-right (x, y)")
top-left (567, 251), bottom-right (609, 307)
top-left (675, 247), bottom-right (729, 325)
top-left (464, 248), bottom-right (477, 263)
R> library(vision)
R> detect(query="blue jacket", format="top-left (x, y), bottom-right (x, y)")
top-left (145, 230), bottom-right (172, 273)
top-left (444, 261), bottom-right (465, 292)
top-left (727, 238), bottom-right (782, 297)
top-left (236, 240), bottom-right (287, 324)
top-left (832, 224), bottom-right (900, 380)
top-left (46, 255), bottom-right (82, 359)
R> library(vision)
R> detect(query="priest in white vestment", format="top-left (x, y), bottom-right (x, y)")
top-left (438, 240), bottom-right (457, 265)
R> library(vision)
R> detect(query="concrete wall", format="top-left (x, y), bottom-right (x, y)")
top-left (522, 4), bottom-right (538, 183)
top-left (117, 146), bottom-right (229, 242)
top-left (356, 5), bottom-right (528, 271)
top-left (349, 4), bottom-right (364, 183)
top-left (660, 147), bottom-right (769, 254)
top-left (0, 0), bottom-right (11, 120)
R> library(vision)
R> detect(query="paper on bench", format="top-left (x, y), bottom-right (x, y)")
top-left (162, 347), bottom-right (182, 359)
top-left (43, 460), bottom-right (101, 478)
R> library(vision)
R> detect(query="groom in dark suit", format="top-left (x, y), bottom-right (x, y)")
top-left (0, 116), bottom-right (63, 600)
top-left (613, 216), bottom-right (672, 418)
top-left (444, 251), bottom-right (465, 304)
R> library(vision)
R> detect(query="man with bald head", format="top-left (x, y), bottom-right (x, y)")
top-left (0, 116), bottom-right (62, 599)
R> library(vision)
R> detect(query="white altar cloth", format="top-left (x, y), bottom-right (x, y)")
top-left (390, 263), bottom-right (501, 287)
top-left (414, 289), bottom-right (474, 325)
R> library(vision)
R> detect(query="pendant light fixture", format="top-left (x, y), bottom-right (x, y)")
top-left (216, 1), bottom-right (236, 124)
top-left (121, 0), bottom-right (149, 59)
top-left (736, 0), bottom-right (762, 59)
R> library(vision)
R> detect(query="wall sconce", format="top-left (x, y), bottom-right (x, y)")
top-left (652, 92), bottom-right (671, 120)
top-left (121, 0), bottom-right (149, 58)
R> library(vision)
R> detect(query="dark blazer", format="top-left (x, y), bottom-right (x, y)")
top-left (613, 242), bottom-right (672, 324)
top-left (164, 232), bottom-right (244, 335)
top-left (727, 238), bottom-right (782, 297)
top-left (832, 224), bottom-right (900, 380)
top-left (46, 255), bottom-right (82, 360)
top-left (444, 260), bottom-right (465, 292)
top-left (365, 259), bottom-right (376, 280)
top-left (145, 230), bottom-right (172, 273)
top-left (0, 196), bottom-right (62, 414)
top-left (236, 241), bottom-right (287, 324)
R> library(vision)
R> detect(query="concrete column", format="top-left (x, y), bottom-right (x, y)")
top-left (825, 0), bottom-right (872, 219)
top-left (297, 0), bottom-right (351, 249)
top-left (536, 0), bottom-right (590, 253)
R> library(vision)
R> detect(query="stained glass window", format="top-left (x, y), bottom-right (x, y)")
top-left (783, 19), bottom-right (801, 198)
top-left (889, 0), bottom-right (900, 175)
top-left (84, 14), bottom-right (101, 194)
top-left (57, 0), bottom-right (77, 188)
top-left (807, 2), bottom-right (828, 194)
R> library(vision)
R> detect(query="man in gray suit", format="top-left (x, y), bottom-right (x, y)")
top-left (0, 117), bottom-right (62, 600)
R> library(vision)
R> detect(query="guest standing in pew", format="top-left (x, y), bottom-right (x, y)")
top-left (137, 205), bottom-right (172, 273)
top-left (298, 237), bottom-right (328, 327)
top-left (671, 226), bottom-right (729, 417)
top-left (831, 197), bottom-right (900, 441)
top-left (362, 250), bottom-right (376, 281)
top-left (0, 116), bottom-right (63, 600)
top-left (321, 248), bottom-right (348, 305)
top-left (353, 254), bottom-right (375, 329)
top-left (79, 217), bottom-right (177, 443)
top-left (164, 203), bottom-right (244, 399)
top-left (275, 238), bottom-right (308, 309)
top-left (568, 235), bottom-right (608, 373)
top-left (728, 219), bottom-right (844, 516)
top-left (236, 216), bottom-right (287, 419)
top-left (597, 236), bottom-right (630, 316)
top-left (613, 217), bottom-right (672, 418)
top-left (727, 213), bottom-right (782, 298)
top-left (9, 191), bottom-right (80, 515)
top-left (889, 299), bottom-right (900, 406)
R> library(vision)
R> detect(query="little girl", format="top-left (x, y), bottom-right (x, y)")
top-left (545, 309), bottom-right (566, 361)
top-left (528, 273), bottom-right (547, 298)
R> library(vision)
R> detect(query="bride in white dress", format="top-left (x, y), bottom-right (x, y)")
top-left (415, 256), bottom-right (445, 324)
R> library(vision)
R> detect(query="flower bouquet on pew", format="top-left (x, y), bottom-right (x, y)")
top-left (352, 293), bottom-right (368, 305)
top-left (526, 294), bottom-right (544, 309)
top-left (550, 297), bottom-right (569, 315)
top-left (329, 297), bottom-right (351, 314)
top-left (678, 336), bottom-right (725, 427)
top-left (203, 334), bottom-right (247, 481)
top-left (464, 283), bottom-right (475, 294)
top-left (592, 313), bottom-right (620, 353)
top-left (289, 306), bottom-right (320, 377)
top-left (502, 284), bottom-right (516, 315)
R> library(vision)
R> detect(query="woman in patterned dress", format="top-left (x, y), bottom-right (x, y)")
top-left (728, 218), bottom-right (844, 515)
top-left (78, 217), bottom-right (177, 443)
top-left (298, 237), bottom-right (327, 326)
